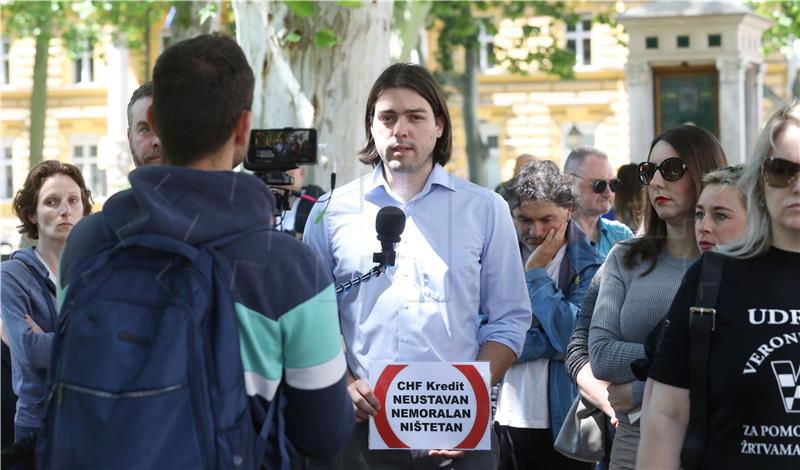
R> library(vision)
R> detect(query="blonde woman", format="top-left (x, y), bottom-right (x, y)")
top-left (640, 100), bottom-right (800, 469)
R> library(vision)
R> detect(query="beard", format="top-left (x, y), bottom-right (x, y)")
top-left (131, 146), bottom-right (161, 167)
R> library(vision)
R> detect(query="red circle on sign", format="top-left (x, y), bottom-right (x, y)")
top-left (372, 363), bottom-right (490, 450)
top-left (373, 364), bottom-right (408, 448)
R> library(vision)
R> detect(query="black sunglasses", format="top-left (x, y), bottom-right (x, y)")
top-left (571, 174), bottom-right (621, 193)
top-left (762, 156), bottom-right (800, 188)
top-left (638, 157), bottom-right (688, 185)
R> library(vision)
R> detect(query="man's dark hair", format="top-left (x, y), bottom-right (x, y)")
top-left (358, 63), bottom-right (452, 167)
top-left (126, 81), bottom-right (153, 128)
top-left (152, 33), bottom-right (254, 166)
top-left (510, 160), bottom-right (576, 210)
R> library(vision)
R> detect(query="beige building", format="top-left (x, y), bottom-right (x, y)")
top-left (441, 1), bottom-right (792, 187)
top-left (0, 22), bottom-right (169, 249)
top-left (0, 1), bottom-right (795, 249)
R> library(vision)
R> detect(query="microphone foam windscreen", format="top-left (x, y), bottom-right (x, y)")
top-left (375, 206), bottom-right (406, 243)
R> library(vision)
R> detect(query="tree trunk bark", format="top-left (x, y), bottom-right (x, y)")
top-left (394, 0), bottom-right (431, 62)
top-left (28, 26), bottom-right (51, 167)
top-left (463, 40), bottom-right (488, 187)
top-left (235, 1), bottom-right (393, 189)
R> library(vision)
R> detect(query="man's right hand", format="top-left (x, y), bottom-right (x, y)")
top-left (347, 374), bottom-right (381, 423)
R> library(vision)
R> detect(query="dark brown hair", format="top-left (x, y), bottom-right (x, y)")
top-left (613, 163), bottom-right (645, 232)
top-left (126, 81), bottom-right (153, 128)
top-left (13, 160), bottom-right (94, 240)
top-left (358, 63), bottom-right (452, 167)
top-left (624, 125), bottom-right (727, 274)
top-left (152, 33), bottom-right (254, 166)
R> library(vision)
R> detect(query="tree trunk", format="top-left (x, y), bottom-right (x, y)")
top-left (393, 0), bottom-right (431, 62)
top-left (29, 26), bottom-right (51, 167)
top-left (234, 1), bottom-right (393, 189)
top-left (463, 40), bottom-right (488, 187)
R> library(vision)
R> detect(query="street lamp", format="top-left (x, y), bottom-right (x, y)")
top-left (567, 124), bottom-right (583, 149)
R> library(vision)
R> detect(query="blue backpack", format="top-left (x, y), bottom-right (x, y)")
top-left (37, 225), bottom-right (277, 469)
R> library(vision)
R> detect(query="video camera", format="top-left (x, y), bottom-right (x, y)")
top-left (244, 128), bottom-right (318, 185)
top-left (243, 128), bottom-right (318, 215)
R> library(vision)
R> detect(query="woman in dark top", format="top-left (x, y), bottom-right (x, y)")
top-left (639, 100), bottom-right (800, 469)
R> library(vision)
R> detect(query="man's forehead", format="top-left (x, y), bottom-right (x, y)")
top-left (517, 199), bottom-right (567, 218)
top-left (374, 87), bottom-right (433, 113)
top-left (130, 96), bottom-right (152, 122)
top-left (579, 154), bottom-right (613, 176)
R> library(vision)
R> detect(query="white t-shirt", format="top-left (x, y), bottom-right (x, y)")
top-left (34, 248), bottom-right (58, 301)
top-left (494, 243), bottom-right (567, 429)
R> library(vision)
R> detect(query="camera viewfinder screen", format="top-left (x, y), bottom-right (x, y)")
top-left (249, 129), bottom-right (317, 165)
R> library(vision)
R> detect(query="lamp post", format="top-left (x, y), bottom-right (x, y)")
top-left (567, 124), bottom-right (583, 150)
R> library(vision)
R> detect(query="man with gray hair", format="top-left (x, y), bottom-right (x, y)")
top-left (564, 147), bottom-right (632, 257)
top-left (126, 81), bottom-right (162, 167)
top-left (494, 160), bottom-right (603, 470)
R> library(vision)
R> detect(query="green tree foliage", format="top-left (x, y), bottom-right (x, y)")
top-left (749, 0), bottom-right (800, 98)
top-left (1, 0), bottom-right (210, 166)
top-left (749, 0), bottom-right (800, 55)
top-left (425, 0), bottom-right (614, 186)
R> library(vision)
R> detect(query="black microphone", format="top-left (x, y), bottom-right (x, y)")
top-left (374, 206), bottom-right (406, 267)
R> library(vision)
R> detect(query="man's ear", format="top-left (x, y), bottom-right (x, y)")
top-left (234, 111), bottom-right (252, 146)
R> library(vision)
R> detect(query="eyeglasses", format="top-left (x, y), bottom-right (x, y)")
top-left (571, 174), bottom-right (621, 194)
top-left (762, 156), bottom-right (800, 188)
top-left (638, 157), bottom-right (688, 185)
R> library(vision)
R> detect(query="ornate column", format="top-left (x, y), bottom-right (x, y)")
top-left (624, 59), bottom-right (654, 163)
top-left (716, 56), bottom-right (747, 164)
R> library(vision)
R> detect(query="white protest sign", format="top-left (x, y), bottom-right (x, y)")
top-left (368, 362), bottom-right (491, 450)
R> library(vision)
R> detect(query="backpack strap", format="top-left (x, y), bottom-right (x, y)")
top-left (680, 251), bottom-right (725, 469)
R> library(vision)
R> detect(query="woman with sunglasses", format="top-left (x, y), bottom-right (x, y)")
top-left (640, 102), bottom-right (800, 469)
top-left (588, 125), bottom-right (726, 469)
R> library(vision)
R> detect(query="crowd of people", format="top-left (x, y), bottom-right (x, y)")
top-left (1, 32), bottom-right (798, 470)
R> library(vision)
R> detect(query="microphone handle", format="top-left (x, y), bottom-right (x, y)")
top-left (336, 265), bottom-right (385, 296)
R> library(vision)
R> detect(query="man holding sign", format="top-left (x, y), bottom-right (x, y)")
top-left (304, 64), bottom-right (531, 469)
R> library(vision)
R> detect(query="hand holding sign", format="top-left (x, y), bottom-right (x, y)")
top-left (428, 449), bottom-right (466, 458)
top-left (347, 373), bottom-right (381, 423)
top-left (369, 362), bottom-right (491, 451)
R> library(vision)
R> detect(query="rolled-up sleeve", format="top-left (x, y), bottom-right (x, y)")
top-left (477, 194), bottom-right (532, 356)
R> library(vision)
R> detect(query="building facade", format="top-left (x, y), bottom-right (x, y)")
top-left (441, 1), bottom-right (792, 187)
top-left (0, 1), bottom-right (794, 249)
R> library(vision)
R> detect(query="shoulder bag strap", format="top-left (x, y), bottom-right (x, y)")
top-left (680, 252), bottom-right (725, 469)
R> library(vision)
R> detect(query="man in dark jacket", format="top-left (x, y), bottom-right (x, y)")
top-left (58, 33), bottom-right (353, 467)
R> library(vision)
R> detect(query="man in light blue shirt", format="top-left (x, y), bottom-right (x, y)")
top-left (304, 63), bottom-right (531, 469)
top-left (564, 147), bottom-right (633, 257)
